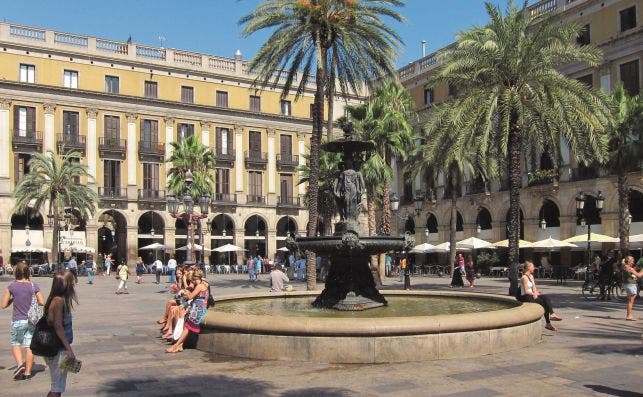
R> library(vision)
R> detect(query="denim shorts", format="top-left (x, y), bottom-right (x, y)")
top-left (44, 350), bottom-right (68, 393)
top-left (10, 320), bottom-right (33, 347)
top-left (624, 284), bottom-right (638, 297)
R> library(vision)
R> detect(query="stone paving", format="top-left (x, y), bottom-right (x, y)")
top-left (0, 271), bottom-right (641, 396)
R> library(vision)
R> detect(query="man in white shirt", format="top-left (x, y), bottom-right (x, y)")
top-left (270, 264), bottom-right (290, 292)
top-left (153, 258), bottom-right (163, 284)
top-left (167, 256), bottom-right (177, 284)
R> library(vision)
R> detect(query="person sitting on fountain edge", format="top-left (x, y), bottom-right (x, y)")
top-left (270, 265), bottom-right (290, 292)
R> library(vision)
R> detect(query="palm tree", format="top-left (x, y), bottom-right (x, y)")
top-left (426, 1), bottom-right (612, 294)
top-left (415, 102), bottom-right (498, 277)
top-left (241, 0), bottom-right (405, 290)
top-left (606, 85), bottom-right (643, 256)
top-left (13, 150), bottom-right (98, 264)
top-left (166, 135), bottom-right (216, 198)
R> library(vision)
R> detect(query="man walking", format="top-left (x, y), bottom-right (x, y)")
top-left (167, 256), bottom-right (177, 284)
top-left (154, 257), bottom-right (163, 284)
top-left (67, 255), bottom-right (78, 282)
top-left (85, 255), bottom-right (96, 284)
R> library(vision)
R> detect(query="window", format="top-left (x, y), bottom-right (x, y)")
top-left (103, 160), bottom-right (121, 193)
top-left (181, 86), bottom-right (194, 103)
top-left (280, 174), bottom-right (293, 201)
top-left (216, 91), bottom-right (228, 108)
top-left (577, 73), bottom-right (593, 88)
top-left (62, 111), bottom-right (79, 138)
top-left (423, 88), bottom-right (434, 106)
top-left (104, 115), bottom-right (120, 143)
top-left (177, 123), bottom-right (194, 142)
top-left (249, 95), bottom-right (261, 112)
top-left (144, 81), bottom-right (158, 98)
top-left (13, 106), bottom-right (36, 137)
top-left (19, 64), bottom-right (35, 83)
top-left (215, 168), bottom-right (230, 195)
top-left (280, 134), bottom-right (292, 161)
top-left (63, 70), bottom-right (78, 89)
top-left (620, 59), bottom-right (640, 96)
top-left (576, 24), bottom-right (590, 46)
top-left (142, 163), bottom-right (159, 191)
top-left (216, 127), bottom-right (232, 155)
top-left (105, 75), bottom-right (119, 94)
top-left (15, 154), bottom-right (31, 183)
top-left (248, 171), bottom-right (263, 197)
top-left (249, 131), bottom-right (262, 156)
top-left (280, 100), bottom-right (292, 116)
top-left (141, 119), bottom-right (158, 148)
top-left (620, 6), bottom-right (637, 32)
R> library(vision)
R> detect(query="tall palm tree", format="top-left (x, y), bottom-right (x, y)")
top-left (426, 1), bottom-right (611, 294)
top-left (166, 135), bottom-right (216, 198)
top-left (606, 85), bottom-right (642, 256)
top-left (241, 0), bottom-right (405, 290)
top-left (13, 150), bottom-right (97, 264)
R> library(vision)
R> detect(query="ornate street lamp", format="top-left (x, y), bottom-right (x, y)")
top-left (539, 218), bottom-right (547, 230)
top-left (413, 191), bottom-right (424, 216)
top-left (476, 223), bottom-right (482, 234)
top-left (167, 195), bottom-right (179, 216)
top-left (575, 192), bottom-right (586, 211)
top-left (389, 192), bottom-right (400, 212)
top-left (596, 190), bottom-right (605, 210)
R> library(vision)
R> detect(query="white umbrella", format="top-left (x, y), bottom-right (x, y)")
top-left (139, 242), bottom-right (173, 250)
top-left (456, 237), bottom-right (495, 249)
top-left (277, 246), bottom-right (290, 252)
top-left (213, 243), bottom-right (246, 253)
top-left (563, 233), bottom-right (618, 243)
top-left (430, 242), bottom-right (470, 252)
top-left (530, 237), bottom-right (576, 251)
top-left (493, 239), bottom-right (533, 249)
top-left (409, 242), bottom-right (437, 253)
top-left (630, 234), bottom-right (643, 243)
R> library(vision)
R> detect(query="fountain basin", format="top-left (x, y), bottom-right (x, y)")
top-left (197, 291), bottom-right (543, 363)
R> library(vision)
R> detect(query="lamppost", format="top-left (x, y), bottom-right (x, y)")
top-left (576, 191), bottom-right (604, 267)
top-left (166, 170), bottom-right (210, 264)
top-left (47, 207), bottom-right (72, 269)
top-left (389, 191), bottom-right (424, 290)
top-left (25, 224), bottom-right (31, 266)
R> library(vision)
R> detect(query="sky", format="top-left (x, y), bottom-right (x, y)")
top-left (0, 0), bottom-right (536, 68)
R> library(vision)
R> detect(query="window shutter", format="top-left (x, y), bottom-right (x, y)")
top-left (13, 106), bottom-right (19, 135)
top-left (27, 107), bottom-right (36, 135)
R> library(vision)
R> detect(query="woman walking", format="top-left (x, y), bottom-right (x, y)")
top-left (1, 261), bottom-right (45, 380)
top-left (135, 257), bottom-right (145, 284)
top-left (622, 256), bottom-right (643, 321)
top-left (165, 269), bottom-right (209, 353)
top-left (450, 253), bottom-right (465, 288)
top-left (519, 261), bottom-right (562, 331)
top-left (43, 271), bottom-right (77, 396)
top-left (115, 262), bottom-right (130, 294)
top-left (465, 255), bottom-right (476, 288)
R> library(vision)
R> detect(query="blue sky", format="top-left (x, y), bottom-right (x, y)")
top-left (0, 0), bottom-right (535, 67)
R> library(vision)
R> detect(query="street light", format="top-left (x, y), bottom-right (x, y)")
top-left (413, 190), bottom-right (424, 216)
top-left (576, 190), bottom-right (604, 268)
top-left (539, 203), bottom-right (547, 230)
top-left (476, 223), bottom-right (482, 234)
top-left (167, 169), bottom-right (211, 264)
top-left (389, 192), bottom-right (400, 212)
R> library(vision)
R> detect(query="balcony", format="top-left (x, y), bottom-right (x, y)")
top-left (98, 187), bottom-right (127, 209)
top-left (465, 180), bottom-right (488, 196)
top-left (527, 169), bottom-right (559, 187)
top-left (56, 133), bottom-right (86, 156)
top-left (138, 140), bottom-right (165, 162)
top-left (99, 137), bottom-right (126, 160)
top-left (277, 196), bottom-right (301, 207)
top-left (212, 193), bottom-right (237, 204)
top-left (277, 154), bottom-right (299, 172)
top-left (137, 189), bottom-right (166, 210)
top-left (245, 151), bottom-right (268, 170)
top-left (12, 130), bottom-right (42, 153)
top-left (215, 149), bottom-right (235, 168)
top-left (247, 195), bottom-right (266, 205)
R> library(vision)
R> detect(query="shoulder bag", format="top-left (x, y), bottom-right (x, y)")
top-left (27, 283), bottom-right (43, 327)
top-left (30, 314), bottom-right (63, 357)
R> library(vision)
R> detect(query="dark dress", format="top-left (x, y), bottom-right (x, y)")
top-left (450, 268), bottom-right (464, 287)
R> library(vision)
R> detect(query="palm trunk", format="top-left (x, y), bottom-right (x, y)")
top-left (507, 114), bottom-right (523, 296)
top-left (617, 171), bottom-right (629, 257)
top-left (366, 187), bottom-right (381, 284)
top-left (52, 198), bottom-right (59, 266)
top-left (381, 184), bottom-right (392, 236)
top-left (326, 67), bottom-right (336, 140)
top-left (305, 45), bottom-right (327, 291)
top-left (449, 189), bottom-right (457, 278)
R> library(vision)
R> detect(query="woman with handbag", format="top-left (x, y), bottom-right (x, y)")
top-left (41, 271), bottom-right (77, 396)
top-left (1, 261), bottom-right (45, 380)
top-left (166, 269), bottom-right (210, 353)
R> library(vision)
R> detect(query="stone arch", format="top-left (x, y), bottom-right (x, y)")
top-left (629, 188), bottom-right (643, 222)
top-left (208, 213), bottom-right (235, 264)
top-left (404, 216), bottom-right (415, 234)
top-left (456, 211), bottom-right (463, 232)
top-left (244, 214), bottom-right (268, 257)
top-left (276, 216), bottom-right (298, 237)
top-left (425, 213), bottom-right (438, 234)
top-left (136, 211), bottom-right (165, 265)
top-left (10, 208), bottom-right (44, 230)
top-left (539, 199), bottom-right (560, 228)
top-left (98, 210), bottom-right (128, 263)
top-left (476, 207), bottom-right (492, 230)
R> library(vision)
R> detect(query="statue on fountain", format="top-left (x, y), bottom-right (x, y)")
top-left (333, 159), bottom-right (365, 224)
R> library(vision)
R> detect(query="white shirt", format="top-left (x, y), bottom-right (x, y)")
top-left (167, 258), bottom-right (177, 270)
top-left (153, 259), bottom-right (162, 269)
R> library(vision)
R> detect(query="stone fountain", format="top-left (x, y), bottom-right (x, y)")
top-left (287, 121), bottom-right (413, 310)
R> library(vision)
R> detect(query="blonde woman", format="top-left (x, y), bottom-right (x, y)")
top-left (622, 256), bottom-right (643, 321)
top-left (519, 261), bottom-right (562, 331)
top-left (166, 269), bottom-right (209, 353)
top-left (115, 262), bottom-right (130, 294)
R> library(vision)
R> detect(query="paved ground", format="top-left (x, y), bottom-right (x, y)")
top-left (0, 271), bottom-right (641, 397)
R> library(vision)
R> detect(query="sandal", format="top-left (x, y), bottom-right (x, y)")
top-left (545, 323), bottom-right (557, 331)
top-left (165, 345), bottom-right (183, 353)
top-left (550, 314), bottom-right (562, 321)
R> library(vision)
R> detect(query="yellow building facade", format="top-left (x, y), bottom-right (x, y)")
top-left (394, 0), bottom-right (642, 265)
top-left (0, 22), bottom-right (358, 266)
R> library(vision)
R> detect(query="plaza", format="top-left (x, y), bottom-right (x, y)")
top-left (0, 273), bottom-right (641, 396)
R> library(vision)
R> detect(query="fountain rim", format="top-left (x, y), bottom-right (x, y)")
top-left (202, 290), bottom-right (544, 337)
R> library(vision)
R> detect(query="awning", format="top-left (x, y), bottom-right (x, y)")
top-left (11, 229), bottom-right (46, 252)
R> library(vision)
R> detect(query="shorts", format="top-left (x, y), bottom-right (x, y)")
top-left (624, 284), bottom-right (638, 297)
top-left (10, 320), bottom-right (34, 347)
top-left (44, 350), bottom-right (68, 393)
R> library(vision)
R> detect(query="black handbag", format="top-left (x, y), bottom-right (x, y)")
top-left (30, 315), bottom-right (63, 357)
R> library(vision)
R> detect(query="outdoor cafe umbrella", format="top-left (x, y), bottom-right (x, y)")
top-left (175, 243), bottom-right (210, 251)
top-left (139, 242), bottom-right (174, 250)
top-left (409, 242), bottom-right (437, 253)
top-left (213, 243), bottom-right (247, 267)
top-left (563, 233), bottom-right (619, 244)
top-left (529, 237), bottom-right (576, 250)
top-left (493, 239), bottom-right (533, 249)
top-left (427, 242), bottom-right (452, 252)
top-left (277, 246), bottom-right (290, 252)
top-left (456, 237), bottom-right (495, 250)
top-left (630, 234), bottom-right (643, 243)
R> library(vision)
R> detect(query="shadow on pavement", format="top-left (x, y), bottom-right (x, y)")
top-left (575, 343), bottom-right (643, 356)
top-left (584, 384), bottom-right (643, 397)
top-left (96, 374), bottom-right (274, 397)
top-left (280, 387), bottom-right (355, 396)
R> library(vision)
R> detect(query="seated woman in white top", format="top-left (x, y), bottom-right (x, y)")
top-left (519, 260), bottom-right (562, 331)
